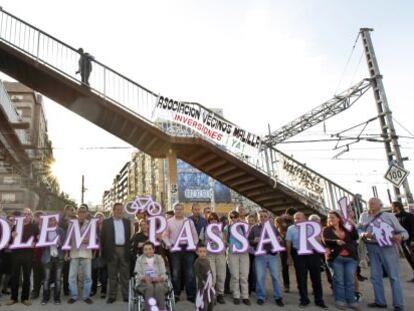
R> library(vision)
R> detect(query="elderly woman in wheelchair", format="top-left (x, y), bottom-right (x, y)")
top-left (134, 241), bottom-right (168, 310)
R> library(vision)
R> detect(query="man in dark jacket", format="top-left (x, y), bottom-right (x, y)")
top-left (76, 48), bottom-right (94, 86)
top-left (100, 203), bottom-right (131, 303)
top-left (188, 203), bottom-right (207, 241)
top-left (392, 201), bottom-right (414, 282)
top-left (7, 208), bottom-right (39, 306)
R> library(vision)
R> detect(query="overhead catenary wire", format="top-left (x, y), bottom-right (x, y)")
top-left (334, 32), bottom-right (361, 94)
top-left (393, 117), bottom-right (414, 138)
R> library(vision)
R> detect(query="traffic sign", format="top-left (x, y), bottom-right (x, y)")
top-left (384, 164), bottom-right (410, 187)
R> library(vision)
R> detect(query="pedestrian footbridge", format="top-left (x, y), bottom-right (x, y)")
top-left (0, 8), bottom-right (364, 215)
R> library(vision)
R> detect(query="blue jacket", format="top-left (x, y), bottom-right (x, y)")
top-left (188, 215), bottom-right (207, 237)
top-left (41, 227), bottom-right (66, 264)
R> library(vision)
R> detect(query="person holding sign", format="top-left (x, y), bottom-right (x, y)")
top-left (286, 212), bottom-right (328, 309)
top-left (391, 201), bottom-right (414, 282)
top-left (7, 208), bottom-right (39, 306)
top-left (134, 241), bottom-right (168, 311)
top-left (164, 203), bottom-right (198, 303)
top-left (66, 205), bottom-right (94, 304)
top-left (248, 210), bottom-right (284, 307)
top-left (358, 198), bottom-right (408, 311)
top-left (323, 211), bottom-right (359, 310)
top-left (223, 210), bottom-right (250, 306)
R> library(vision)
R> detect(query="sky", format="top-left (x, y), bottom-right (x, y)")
top-left (1, 0), bottom-right (414, 207)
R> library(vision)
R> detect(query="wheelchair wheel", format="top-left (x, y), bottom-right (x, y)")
top-left (128, 278), bottom-right (138, 311)
top-left (167, 290), bottom-right (176, 311)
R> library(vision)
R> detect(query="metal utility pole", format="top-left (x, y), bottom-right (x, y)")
top-left (360, 28), bottom-right (413, 204)
top-left (81, 174), bottom-right (86, 204)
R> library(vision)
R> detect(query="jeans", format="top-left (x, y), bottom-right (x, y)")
top-left (366, 244), bottom-right (404, 308)
top-left (69, 258), bottom-right (92, 300)
top-left (227, 252), bottom-right (249, 299)
top-left (329, 256), bottom-right (357, 305)
top-left (255, 254), bottom-right (282, 300)
top-left (43, 257), bottom-right (63, 301)
top-left (170, 251), bottom-right (196, 299)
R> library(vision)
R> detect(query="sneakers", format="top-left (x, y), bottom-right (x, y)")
top-left (67, 298), bottom-right (77, 304)
top-left (257, 299), bottom-right (264, 305)
top-left (217, 295), bottom-right (225, 304)
top-left (335, 303), bottom-right (346, 310)
top-left (367, 302), bottom-right (387, 308)
top-left (316, 302), bottom-right (329, 309)
top-left (275, 298), bottom-right (284, 307)
top-left (84, 298), bottom-right (93, 304)
top-left (54, 299), bottom-right (61, 305)
top-left (299, 302), bottom-right (310, 309)
top-left (242, 299), bottom-right (251, 305)
top-left (233, 298), bottom-right (240, 305)
top-left (41, 299), bottom-right (48, 305)
top-left (22, 300), bottom-right (32, 306)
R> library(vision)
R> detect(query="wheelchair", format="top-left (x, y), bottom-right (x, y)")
top-left (128, 275), bottom-right (176, 311)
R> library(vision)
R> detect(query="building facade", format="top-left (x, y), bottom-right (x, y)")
top-left (0, 82), bottom-right (54, 212)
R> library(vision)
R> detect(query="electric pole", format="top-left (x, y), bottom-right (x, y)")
top-left (360, 28), bottom-right (413, 204)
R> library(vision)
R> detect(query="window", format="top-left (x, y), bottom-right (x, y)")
top-left (1, 192), bottom-right (16, 203)
top-left (10, 95), bottom-right (24, 102)
top-left (3, 176), bottom-right (17, 184)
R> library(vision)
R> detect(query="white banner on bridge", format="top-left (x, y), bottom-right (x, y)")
top-left (152, 96), bottom-right (262, 159)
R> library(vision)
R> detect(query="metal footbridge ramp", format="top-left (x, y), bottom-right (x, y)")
top-left (0, 8), bottom-right (364, 214)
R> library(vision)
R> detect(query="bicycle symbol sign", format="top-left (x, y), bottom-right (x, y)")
top-left (384, 164), bottom-right (409, 187)
top-left (124, 195), bottom-right (162, 216)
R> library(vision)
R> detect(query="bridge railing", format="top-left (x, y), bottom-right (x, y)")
top-left (0, 8), bottom-right (365, 213)
top-left (258, 147), bottom-right (365, 214)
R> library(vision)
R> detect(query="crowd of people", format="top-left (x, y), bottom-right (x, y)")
top-left (0, 197), bottom-right (413, 311)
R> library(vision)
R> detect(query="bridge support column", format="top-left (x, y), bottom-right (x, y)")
top-left (167, 149), bottom-right (178, 209)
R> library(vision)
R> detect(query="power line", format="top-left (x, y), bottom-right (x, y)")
top-left (334, 32), bottom-right (361, 94)
top-left (393, 117), bottom-right (414, 138)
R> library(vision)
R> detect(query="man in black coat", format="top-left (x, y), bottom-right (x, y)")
top-left (392, 201), bottom-right (414, 282)
top-left (100, 203), bottom-right (131, 303)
